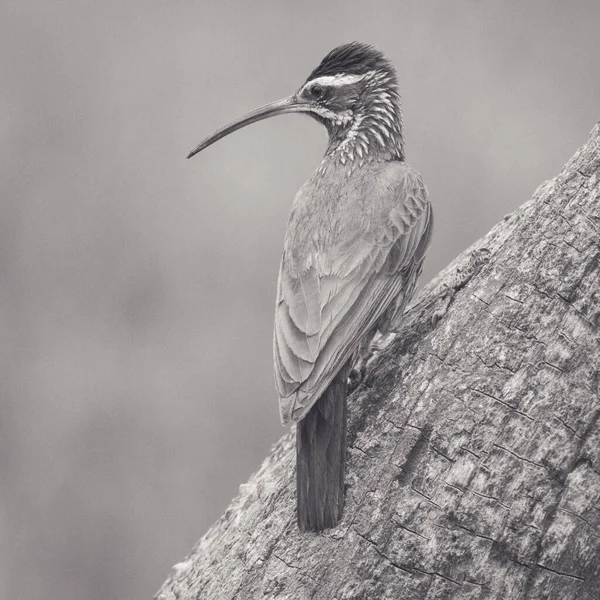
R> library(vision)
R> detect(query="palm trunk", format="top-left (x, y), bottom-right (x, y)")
top-left (156, 122), bottom-right (600, 600)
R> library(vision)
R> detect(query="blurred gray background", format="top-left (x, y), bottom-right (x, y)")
top-left (2, 0), bottom-right (599, 598)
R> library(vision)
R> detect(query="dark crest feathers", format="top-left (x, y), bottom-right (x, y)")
top-left (307, 42), bottom-right (396, 83)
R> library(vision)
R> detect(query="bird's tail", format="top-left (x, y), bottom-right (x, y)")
top-left (296, 362), bottom-right (350, 531)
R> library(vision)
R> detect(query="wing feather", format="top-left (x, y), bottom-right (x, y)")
top-left (276, 301), bottom-right (318, 363)
top-left (275, 163), bottom-right (432, 423)
top-left (293, 268), bottom-right (321, 337)
top-left (274, 314), bottom-right (313, 384)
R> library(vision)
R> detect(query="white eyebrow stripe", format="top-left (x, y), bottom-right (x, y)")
top-left (305, 72), bottom-right (368, 89)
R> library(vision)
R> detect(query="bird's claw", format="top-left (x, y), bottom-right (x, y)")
top-left (348, 361), bottom-right (367, 392)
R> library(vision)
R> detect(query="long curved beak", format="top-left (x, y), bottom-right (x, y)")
top-left (187, 95), bottom-right (312, 159)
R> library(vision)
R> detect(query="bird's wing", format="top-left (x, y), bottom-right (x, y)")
top-left (274, 163), bottom-right (432, 424)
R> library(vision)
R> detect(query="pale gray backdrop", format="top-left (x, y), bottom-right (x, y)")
top-left (2, 1), bottom-right (599, 598)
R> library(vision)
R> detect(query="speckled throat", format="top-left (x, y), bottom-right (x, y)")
top-left (325, 70), bottom-right (405, 165)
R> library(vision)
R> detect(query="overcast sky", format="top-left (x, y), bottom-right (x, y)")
top-left (2, 1), bottom-right (600, 598)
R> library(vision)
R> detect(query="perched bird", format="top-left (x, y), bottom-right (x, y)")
top-left (188, 42), bottom-right (432, 531)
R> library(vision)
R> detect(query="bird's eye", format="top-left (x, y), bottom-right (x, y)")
top-left (310, 84), bottom-right (324, 99)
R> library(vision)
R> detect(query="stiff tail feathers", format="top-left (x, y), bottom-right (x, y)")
top-left (296, 362), bottom-right (350, 531)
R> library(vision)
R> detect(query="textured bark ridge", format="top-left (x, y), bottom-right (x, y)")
top-left (157, 124), bottom-right (600, 600)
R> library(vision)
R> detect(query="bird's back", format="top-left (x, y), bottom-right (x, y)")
top-left (275, 158), bottom-right (432, 423)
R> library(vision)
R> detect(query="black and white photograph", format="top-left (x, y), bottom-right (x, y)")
top-left (3, 1), bottom-right (600, 599)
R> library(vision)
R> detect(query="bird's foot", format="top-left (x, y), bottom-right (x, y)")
top-left (348, 333), bottom-right (395, 391)
top-left (368, 331), bottom-right (396, 356)
top-left (348, 360), bottom-right (367, 392)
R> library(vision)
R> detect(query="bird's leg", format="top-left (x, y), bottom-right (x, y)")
top-left (348, 328), bottom-right (379, 391)
top-left (348, 360), bottom-right (366, 392)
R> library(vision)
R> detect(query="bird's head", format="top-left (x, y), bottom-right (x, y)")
top-left (188, 42), bottom-right (404, 164)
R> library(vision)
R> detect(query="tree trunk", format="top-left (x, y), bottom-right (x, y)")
top-left (156, 123), bottom-right (600, 600)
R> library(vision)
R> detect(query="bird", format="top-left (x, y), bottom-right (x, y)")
top-left (187, 42), bottom-right (432, 531)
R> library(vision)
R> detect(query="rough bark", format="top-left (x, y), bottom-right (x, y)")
top-left (156, 123), bottom-right (600, 600)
